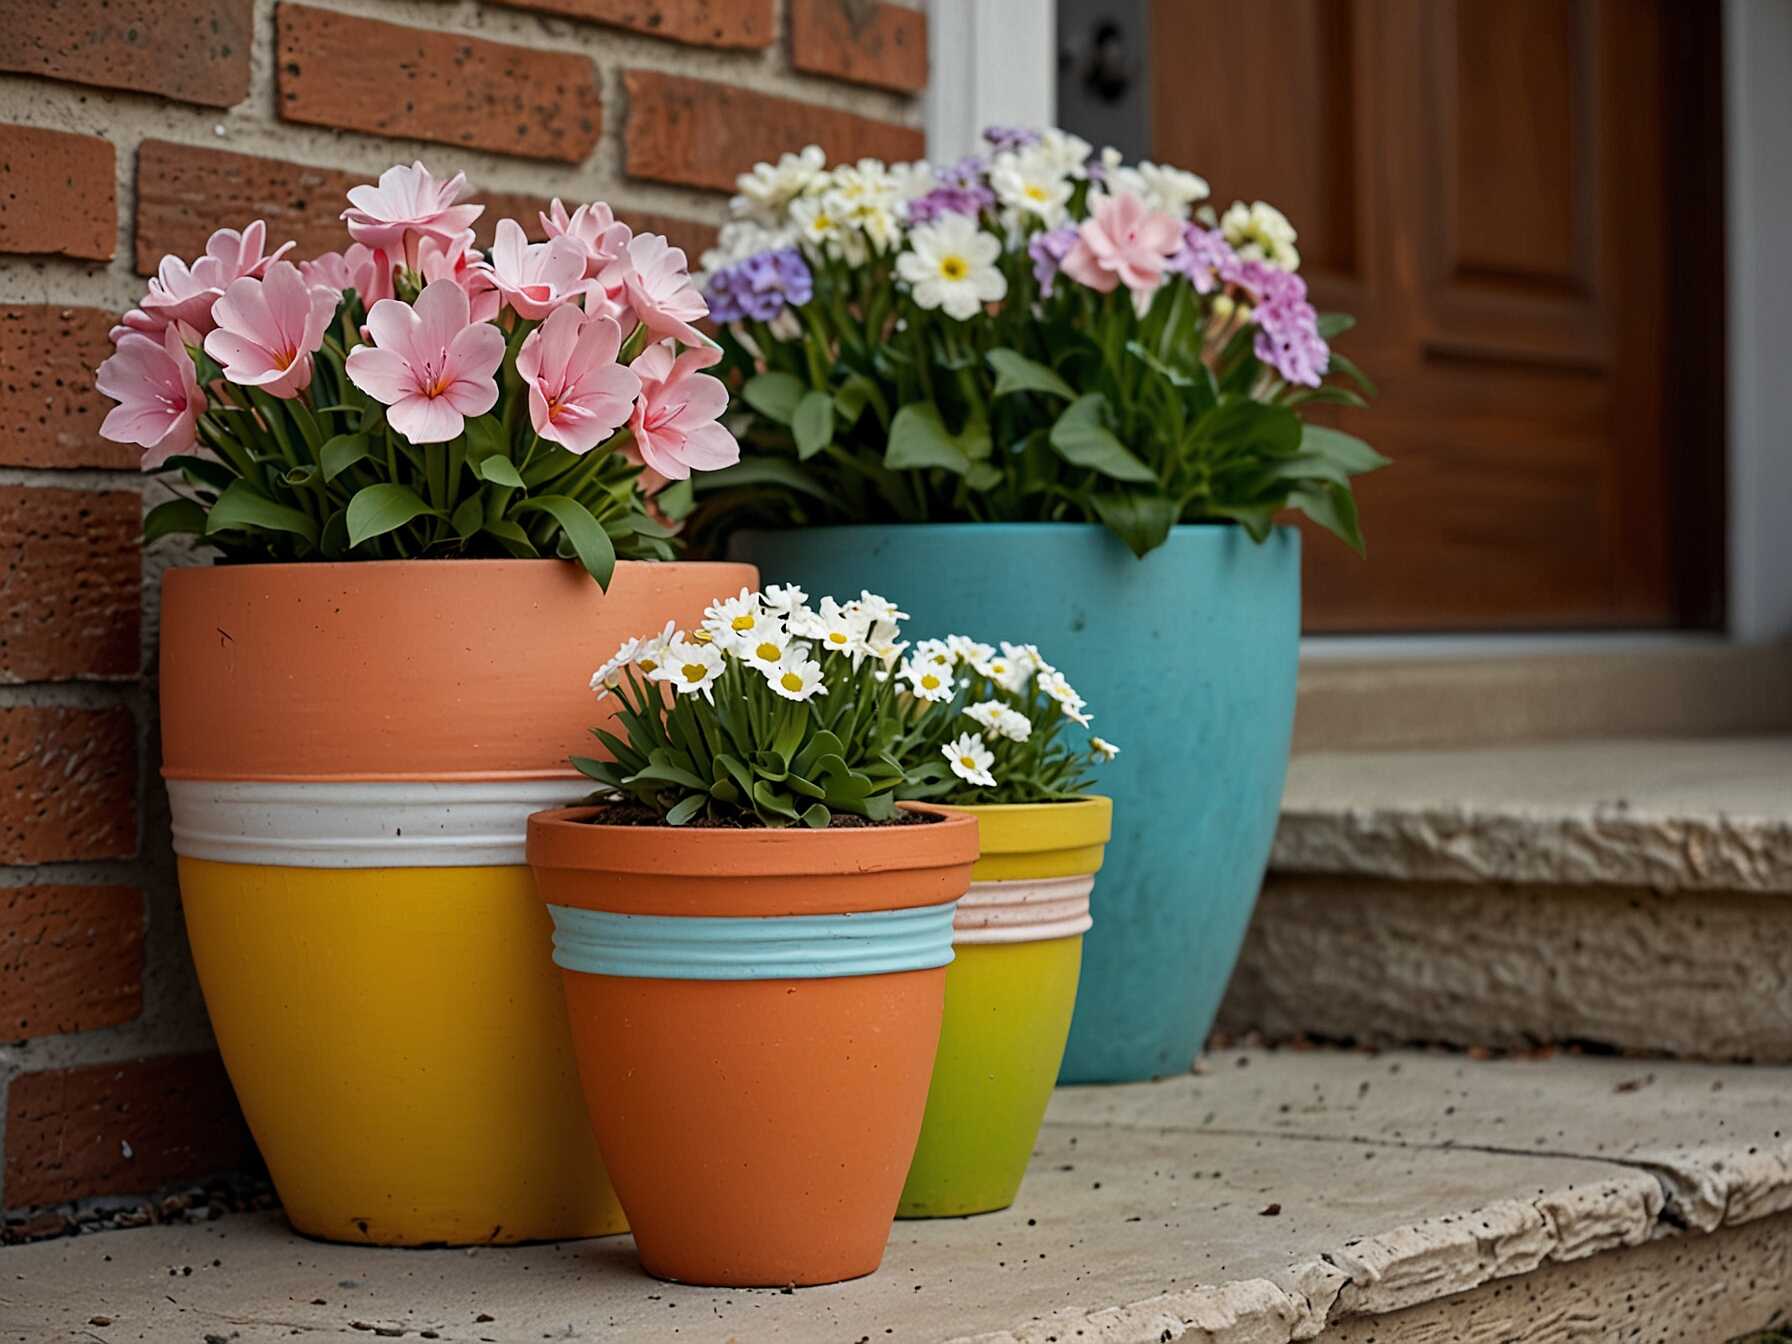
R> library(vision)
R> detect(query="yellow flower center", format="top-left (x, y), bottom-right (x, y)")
top-left (731, 613), bottom-right (755, 632)
top-left (1024, 185), bottom-right (1047, 202)
top-left (681, 662), bottom-right (708, 684)
top-left (959, 755), bottom-right (978, 769)
top-left (940, 255), bottom-right (968, 281)
top-left (754, 641), bottom-right (781, 662)
top-left (780, 671), bottom-right (804, 693)
top-left (692, 629), bottom-right (714, 644)
top-left (637, 656), bottom-right (658, 673)
top-left (828, 631), bottom-right (848, 645)
top-left (921, 673), bottom-right (941, 690)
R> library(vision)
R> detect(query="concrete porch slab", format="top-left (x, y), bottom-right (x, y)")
top-left (3, 1049), bottom-right (1788, 1343)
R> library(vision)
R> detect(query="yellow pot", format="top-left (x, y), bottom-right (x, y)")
top-left (897, 797), bottom-right (1111, 1218)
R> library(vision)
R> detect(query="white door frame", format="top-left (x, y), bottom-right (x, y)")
top-left (925, 0), bottom-right (1792, 651)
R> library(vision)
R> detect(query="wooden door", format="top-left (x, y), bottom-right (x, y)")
top-left (1147, 0), bottom-right (1724, 631)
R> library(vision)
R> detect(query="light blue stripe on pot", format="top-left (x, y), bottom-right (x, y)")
top-left (547, 900), bottom-right (960, 981)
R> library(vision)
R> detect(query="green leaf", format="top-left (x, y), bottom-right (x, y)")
top-left (1123, 340), bottom-right (1195, 389)
top-left (792, 390), bottom-right (835, 460)
top-left (692, 458), bottom-right (840, 505)
top-left (1316, 312), bottom-right (1356, 340)
top-left (742, 371), bottom-right (806, 425)
top-left (665, 794), bottom-right (706, 826)
top-left (1050, 396), bottom-right (1157, 484)
top-left (206, 480), bottom-right (320, 545)
top-left (480, 519), bottom-right (539, 558)
top-left (450, 494), bottom-right (485, 541)
top-left (1325, 350), bottom-right (1378, 396)
top-left (283, 465), bottom-right (317, 488)
top-left (886, 404), bottom-right (970, 474)
top-left (1300, 425), bottom-right (1391, 476)
top-left (627, 761), bottom-right (710, 790)
top-left (516, 494), bottom-right (617, 588)
top-left (964, 461), bottom-right (1003, 491)
top-left (464, 415), bottom-right (507, 462)
top-left (143, 497), bottom-right (207, 543)
top-left (1208, 502), bottom-right (1279, 542)
top-left (346, 483), bottom-right (437, 549)
top-left (833, 373), bottom-right (884, 428)
top-left (163, 454), bottom-right (236, 491)
top-left (474, 454), bottom-right (525, 488)
top-left (1090, 490), bottom-right (1179, 558)
top-left (319, 433), bottom-right (373, 483)
top-left (801, 802), bottom-right (831, 828)
top-left (987, 347), bottom-right (1075, 400)
top-left (1291, 482), bottom-right (1365, 555)
top-left (1197, 399), bottom-right (1303, 457)
top-left (655, 478), bottom-right (696, 521)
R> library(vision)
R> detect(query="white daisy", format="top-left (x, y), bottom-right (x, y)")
top-left (1035, 128), bottom-right (1095, 180)
top-left (766, 652), bottom-right (825, 702)
top-left (901, 659), bottom-right (955, 702)
top-left (1091, 736), bottom-right (1120, 761)
top-left (762, 582), bottom-right (809, 613)
top-left (632, 620), bottom-right (678, 677)
top-left (589, 638), bottom-right (642, 693)
top-left (701, 587), bottom-right (768, 649)
top-left (865, 619), bottom-right (908, 667)
top-left (791, 194), bottom-right (850, 257)
top-left (913, 638), bottom-right (955, 670)
top-left (1221, 200), bottom-right (1300, 271)
top-left (1061, 704), bottom-right (1093, 727)
top-left (942, 732), bottom-right (997, 788)
top-left (1000, 641), bottom-right (1053, 676)
top-left (853, 591), bottom-right (908, 624)
top-left (964, 700), bottom-right (1031, 742)
top-left (808, 597), bottom-right (868, 658)
top-left (895, 213), bottom-right (1007, 321)
top-left (731, 145), bottom-right (826, 223)
top-left (651, 638), bottom-right (725, 699)
top-left (739, 626), bottom-right (792, 675)
top-left (990, 147), bottom-right (1074, 226)
top-left (945, 634), bottom-right (993, 664)
top-left (972, 652), bottom-right (1031, 694)
top-left (1036, 669), bottom-right (1084, 707)
top-left (963, 700), bottom-right (1007, 733)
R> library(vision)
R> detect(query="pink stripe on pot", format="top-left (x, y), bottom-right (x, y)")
top-left (952, 875), bottom-right (1094, 945)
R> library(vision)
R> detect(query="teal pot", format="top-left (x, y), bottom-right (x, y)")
top-left (731, 523), bottom-right (1300, 1083)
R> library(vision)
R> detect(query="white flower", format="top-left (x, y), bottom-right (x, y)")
top-left (701, 587), bottom-right (767, 649)
top-left (651, 638), bottom-right (725, 699)
top-left (865, 620), bottom-right (909, 667)
top-left (1038, 669), bottom-right (1092, 725)
top-left (1000, 641), bottom-right (1053, 677)
top-left (1221, 200), bottom-right (1300, 271)
top-left (1097, 155), bottom-right (1210, 219)
top-left (1035, 128), bottom-right (1094, 180)
top-left (1062, 704), bottom-right (1093, 727)
top-left (765, 652), bottom-right (825, 702)
top-left (762, 582), bottom-right (808, 613)
top-left (901, 658), bottom-right (955, 702)
top-left (791, 195), bottom-right (850, 257)
top-left (942, 732), bottom-right (997, 788)
top-left (990, 147), bottom-right (1074, 226)
top-left (965, 700), bottom-right (1030, 742)
top-left (698, 219), bottom-right (795, 283)
top-left (972, 651), bottom-right (1031, 694)
top-left (632, 620), bottom-right (678, 677)
top-left (946, 634), bottom-right (993, 664)
top-left (852, 590), bottom-right (908, 624)
top-left (732, 146), bottom-right (827, 224)
top-left (806, 597), bottom-right (868, 657)
top-left (1091, 736), bottom-right (1120, 761)
top-left (913, 638), bottom-right (955, 670)
top-left (739, 626), bottom-right (792, 675)
top-left (589, 638), bottom-right (642, 693)
top-left (896, 214), bottom-right (1007, 321)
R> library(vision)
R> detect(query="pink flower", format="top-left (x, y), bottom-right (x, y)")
top-left (138, 220), bottom-right (294, 338)
top-left (96, 327), bottom-right (206, 470)
top-left (203, 261), bottom-right (338, 399)
top-left (1061, 191), bottom-right (1183, 315)
top-left (605, 233), bottom-right (710, 347)
top-left (541, 199), bottom-right (632, 281)
top-left (341, 162), bottom-right (483, 259)
top-left (345, 279), bottom-right (506, 444)
top-left (516, 304), bottom-right (641, 455)
top-left (626, 340), bottom-right (739, 481)
top-left (301, 242), bottom-right (394, 306)
top-left (108, 307), bottom-right (164, 345)
top-left (416, 229), bottom-right (499, 324)
top-left (483, 219), bottom-right (587, 321)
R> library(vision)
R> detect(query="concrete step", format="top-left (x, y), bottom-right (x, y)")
top-left (4, 1048), bottom-right (1789, 1343)
top-left (1220, 737), bottom-right (1792, 1061)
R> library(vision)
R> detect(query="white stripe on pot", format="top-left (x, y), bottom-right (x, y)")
top-left (953, 874), bottom-right (1094, 945)
top-left (167, 778), bottom-right (588, 868)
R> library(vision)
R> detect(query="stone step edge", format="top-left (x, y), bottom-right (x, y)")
top-left (952, 1133), bottom-right (1792, 1344)
top-left (1272, 799), bottom-right (1792, 895)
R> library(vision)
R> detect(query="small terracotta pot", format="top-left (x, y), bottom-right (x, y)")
top-left (527, 803), bottom-right (979, 1287)
top-left (898, 797), bottom-right (1112, 1218)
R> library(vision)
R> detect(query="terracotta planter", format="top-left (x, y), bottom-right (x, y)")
top-left (527, 803), bottom-right (979, 1286)
top-left (898, 797), bottom-right (1111, 1218)
top-left (159, 558), bottom-right (755, 1246)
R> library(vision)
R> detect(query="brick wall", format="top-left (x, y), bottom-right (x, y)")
top-left (0, 0), bottom-right (927, 1234)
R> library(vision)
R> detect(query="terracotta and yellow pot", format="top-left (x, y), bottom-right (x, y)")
top-left (898, 797), bottom-right (1111, 1218)
top-left (527, 803), bottom-right (978, 1286)
top-left (160, 559), bottom-right (755, 1246)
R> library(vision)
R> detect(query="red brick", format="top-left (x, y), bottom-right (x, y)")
top-left (0, 487), bottom-right (141, 683)
top-left (790, 0), bottom-right (927, 93)
top-left (0, 706), bottom-right (136, 865)
top-left (3, 1054), bottom-right (251, 1209)
top-left (0, 0), bottom-right (252, 108)
top-left (276, 4), bottom-right (602, 164)
top-left (624, 70), bottom-right (923, 193)
top-left (0, 306), bottom-right (136, 471)
top-left (488, 0), bottom-right (773, 48)
top-left (0, 125), bottom-right (115, 262)
top-left (0, 886), bottom-right (143, 1040)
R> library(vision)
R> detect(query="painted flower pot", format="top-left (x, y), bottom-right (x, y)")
top-left (899, 796), bottom-right (1110, 1218)
top-left (732, 523), bottom-right (1300, 1083)
top-left (527, 804), bottom-right (979, 1287)
top-left (159, 558), bottom-right (755, 1246)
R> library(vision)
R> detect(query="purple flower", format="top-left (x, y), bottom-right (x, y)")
top-left (983, 126), bottom-right (1041, 152)
top-left (703, 248), bottom-right (813, 326)
top-left (1235, 265), bottom-right (1327, 388)
top-left (1028, 225), bottom-right (1079, 297)
top-left (907, 183), bottom-right (995, 224)
top-left (937, 156), bottom-right (990, 189)
top-left (1170, 225), bottom-right (1235, 295)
